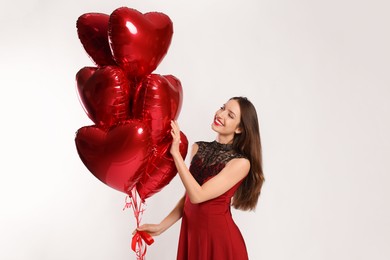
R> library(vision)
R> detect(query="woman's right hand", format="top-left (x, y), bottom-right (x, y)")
top-left (133, 223), bottom-right (164, 237)
top-left (170, 120), bottom-right (181, 157)
top-left (133, 194), bottom-right (186, 238)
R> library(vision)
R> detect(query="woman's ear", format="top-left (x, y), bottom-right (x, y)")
top-left (235, 127), bottom-right (242, 134)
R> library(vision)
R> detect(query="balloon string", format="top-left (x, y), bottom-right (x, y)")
top-left (123, 187), bottom-right (153, 260)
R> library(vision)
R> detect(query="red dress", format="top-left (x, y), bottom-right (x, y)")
top-left (177, 141), bottom-right (249, 260)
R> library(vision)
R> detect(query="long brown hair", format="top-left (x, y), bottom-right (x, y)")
top-left (231, 97), bottom-right (264, 211)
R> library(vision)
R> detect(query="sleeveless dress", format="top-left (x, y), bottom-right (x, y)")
top-left (177, 141), bottom-right (249, 260)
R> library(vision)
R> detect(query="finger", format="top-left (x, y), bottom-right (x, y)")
top-left (171, 120), bottom-right (179, 129)
top-left (137, 225), bottom-right (147, 231)
top-left (174, 120), bottom-right (180, 131)
top-left (171, 121), bottom-right (179, 135)
top-left (171, 122), bottom-right (177, 134)
top-left (137, 225), bottom-right (146, 230)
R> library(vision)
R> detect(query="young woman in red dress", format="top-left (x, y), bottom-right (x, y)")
top-left (137, 96), bottom-right (264, 260)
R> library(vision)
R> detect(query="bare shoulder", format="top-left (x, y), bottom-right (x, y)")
top-left (226, 157), bottom-right (250, 176)
top-left (229, 157), bottom-right (250, 167)
top-left (190, 143), bottom-right (199, 159)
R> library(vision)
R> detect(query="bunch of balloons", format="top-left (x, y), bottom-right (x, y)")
top-left (74, 7), bottom-right (188, 258)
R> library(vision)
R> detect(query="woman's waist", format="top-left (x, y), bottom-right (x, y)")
top-left (183, 197), bottom-right (232, 215)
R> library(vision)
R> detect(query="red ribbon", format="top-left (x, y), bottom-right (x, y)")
top-left (131, 230), bottom-right (155, 252)
top-left (124, 188), bottom-right (154, 259)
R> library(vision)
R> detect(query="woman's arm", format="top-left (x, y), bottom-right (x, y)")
top-left (136, 194), bottom-right (185, 236)
top-left (170, 121), bottom-right (250, 204)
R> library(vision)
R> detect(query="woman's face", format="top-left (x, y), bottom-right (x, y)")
top-left (211, 99), bottom-right (242, 139)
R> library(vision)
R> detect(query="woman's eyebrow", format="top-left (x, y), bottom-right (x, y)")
top-left (227, 109), bottom-right (236, 117)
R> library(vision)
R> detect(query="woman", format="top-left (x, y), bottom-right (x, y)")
top-left (137, 96), bottom-right (264, 259)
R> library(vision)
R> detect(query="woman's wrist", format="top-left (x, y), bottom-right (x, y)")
top-left (171, 150), bottom-right (182, 160)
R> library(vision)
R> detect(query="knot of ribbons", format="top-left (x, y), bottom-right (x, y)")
top-left (131, 230), bottom-right (154, 256)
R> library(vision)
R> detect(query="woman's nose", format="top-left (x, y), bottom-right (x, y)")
top-left (217, 110), bottom-right (227, 118)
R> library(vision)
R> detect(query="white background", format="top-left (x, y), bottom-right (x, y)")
top-left (1, 0), bottom-right (389, 259)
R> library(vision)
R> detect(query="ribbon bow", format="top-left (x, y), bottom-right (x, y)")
top-left (131, 230), bottom-right (155, 256)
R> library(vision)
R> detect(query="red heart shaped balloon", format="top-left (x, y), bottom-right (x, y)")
top-left (137, 131), bottom-right (188, 201)
top-left (108, 7), bottom-right (173, 77)
top-left (132, 74), bottom-right (183, 145)
top-left (75, 66), bottom-right (97, 92)
top-left (76, 66), bottom-right (134, 128)
top-left (77, 13), bottom-right (116, 66)
top-left (164, 75), bottom-right (183, 120)
top-left (75, 121), bottom-right (151, 194)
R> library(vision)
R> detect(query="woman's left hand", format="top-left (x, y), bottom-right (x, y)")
top-left (170, 120), bottom-right (181, 157)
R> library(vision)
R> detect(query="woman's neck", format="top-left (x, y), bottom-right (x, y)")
top-left (215, 135), bottom-right (234, 145)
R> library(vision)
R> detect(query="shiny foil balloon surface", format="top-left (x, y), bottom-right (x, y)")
top-left (137, 131), bottom-right (188, 201)
top-left (133, 74), bottom-right (183, 145)
top-left (75, 66), bottom-right (97, 92)
top-left (76, 66), bottom-right (134, 128)
top-left (162, 75), bottom-right (183, 120)
top-left (75, 121), bottom-right (151, 194)
top-left (108, 7), bottom-right (173, 77)
top-left (77, 13), bottom-right (116, 66)
top-left (75, 7), bottom-right (187, 202)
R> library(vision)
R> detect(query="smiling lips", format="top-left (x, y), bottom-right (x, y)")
top-left (213, 117), bottom-right (224, 126)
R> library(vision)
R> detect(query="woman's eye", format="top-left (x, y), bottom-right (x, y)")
top-left (228, 113), bottom-right (234, 118)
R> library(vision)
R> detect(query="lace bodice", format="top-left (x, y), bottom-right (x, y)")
top-left (189, 141), bottom-right (246, 185)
